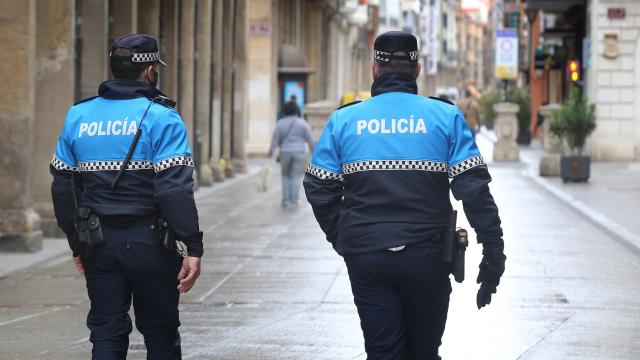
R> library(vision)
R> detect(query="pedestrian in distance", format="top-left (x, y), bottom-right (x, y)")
top-left (457, 89), bottom-right (481, 138)
top-left (50, 34), bottom-right (203, 359)
top-left (269, 101), bottom-right (314, 208)
top-left (303, 31), bottom-right (506, 360)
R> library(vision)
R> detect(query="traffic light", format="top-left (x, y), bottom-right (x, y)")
top-left (568, 59), bottom-right (580, 82)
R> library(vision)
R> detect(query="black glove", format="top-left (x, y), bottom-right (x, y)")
top-left (476, 245), bottom-right (506, 309)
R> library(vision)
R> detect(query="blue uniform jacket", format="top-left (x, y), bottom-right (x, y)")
top-left (303, 73), bottom-right (502, 256)
top-left (50, 80), bottom-right (203, 256)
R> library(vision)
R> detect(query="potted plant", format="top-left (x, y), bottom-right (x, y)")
top-left (479, 90), bottom-right (500, 129)
top-left (549, 88), bottom-right (596, 182)
top-left (507, 87), bottom-right (532, 145)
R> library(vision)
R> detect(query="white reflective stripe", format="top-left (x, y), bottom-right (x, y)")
top-left (387, 245), bottom-right (406, 252)
top-left (306, 163), bottom-right (344, 182)
top-left (448, 155), bottom-right (485, 178)
top-left (154, 155), bottom-right (194, 173)
top-left (343, 160), bottom-right (448, 174)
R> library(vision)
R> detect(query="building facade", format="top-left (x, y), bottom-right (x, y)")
top-left (524, 0), bottom-right (640, 160)
top-left (246, 0), bottom-right (377, 153)
top-left (0, 0), bottom-right (249, 250)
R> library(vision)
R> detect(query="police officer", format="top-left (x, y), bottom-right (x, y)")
top-left (303, 31), bottom-right (506, 359)
top-left (50, 34), bottom-right (203, 359)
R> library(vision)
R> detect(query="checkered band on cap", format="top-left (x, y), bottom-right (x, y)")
top-left (448, 155), bottom-right (485, 178)
top-left (132, 52), bottom-right (161, 63)
top-left (306, 164), bottom-right (344, 182)
top-left (343, 160), bottom-right (448, 174)
top-left (78, 160), bottom-right (153, 172)
top-left (51, 155), bottom-right (78, 172)
top-left (154, 155), bottom-right (194, 173)
top-left (374, 50), bottom-right (392, 62)
top-left (373, 50), bottom-right (419, 62)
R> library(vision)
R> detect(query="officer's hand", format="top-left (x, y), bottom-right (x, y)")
top-left (72, 256), bottom-right (84, 275)
top-left (476, 251), bottom-right (506, 309)
top-left (177, 256), bottom-right (201, 293)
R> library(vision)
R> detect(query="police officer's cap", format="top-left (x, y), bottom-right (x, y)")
top-left (110, 34), bottom-right (167, 67)
top-left (373, 31), bottom-right (418, 63)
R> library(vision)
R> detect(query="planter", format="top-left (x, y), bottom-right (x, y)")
top-left (516, 128), bottom-right (532, 145)
top-left (560, 155), bottom-right (590, 182)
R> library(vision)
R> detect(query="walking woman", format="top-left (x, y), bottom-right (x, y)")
top-left (269, 101), bottom-right (314, 207)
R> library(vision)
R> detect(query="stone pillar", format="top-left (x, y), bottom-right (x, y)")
top-left (221, 0), bottom-right (235, 177)
top-left (0, 0), bottom-right (42, 252)
top-left (195, 0), bottom-right (214, 186)
top-left (179, 0), bottom-right (196, 146)
top-left (246, 0), bottom-right (276, 155)
top-left (492, 103), bottom-right (520, 161)
top-left (160, 0), bottom-right (179, 99)
top-left (137, 0), bottom-right (160, 37)
top-left (79, 0), bottom-right (109, 98)
top-left (538, 104), bottom-right (562, 176)
top-left (110, 0), bottom-right (138, 39)
top-left (305, 100), bottom-right (339, 141)
top-left (231, 0), bottom-right (248, 173)
top-left (33, 0), bottom-right (76, 237)
top-left (209, 0), bottom-right (226, 182)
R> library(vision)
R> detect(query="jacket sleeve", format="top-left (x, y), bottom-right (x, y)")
top-left (152, 109), bottom-right (203, 257)
top-left (447, 108), bottom-right (503, 247)
top-left (303, 113), bottom-right (343, 246)
top-left (50, 112), bottom-right (79, 251)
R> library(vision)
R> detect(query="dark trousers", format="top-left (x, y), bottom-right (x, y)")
top-left (84, 224), bottom-right (183, 360)
top-left (345, 244), bottom-right (451, 360)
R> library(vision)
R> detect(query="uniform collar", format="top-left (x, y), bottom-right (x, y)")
top-left (98, 80), bottom-right (166, 100)
top-left (371, 73), bottom-right (418, 97)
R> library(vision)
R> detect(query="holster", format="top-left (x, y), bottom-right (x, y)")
top-left (157, 217), bottom-right (187, 258)
top-left (442, 211), bottom-right (469, 283)
top-left (72, 206), bottom-right (105, 263)
top-left (158, 216), bottom-right (176, 251)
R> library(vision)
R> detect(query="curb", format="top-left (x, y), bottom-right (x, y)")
top-left (522, 167), bottom-right (640, 258)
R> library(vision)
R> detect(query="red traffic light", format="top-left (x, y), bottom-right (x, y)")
top-left (569, 60), bottom-right (578, 72)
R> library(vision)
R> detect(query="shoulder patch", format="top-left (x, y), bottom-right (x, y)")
top-left (337, 100), bottom-right (361, 110)
top-left (73, 96), bottom-right (97, 106)
top-left (428, 96), bottom-right (454, 105)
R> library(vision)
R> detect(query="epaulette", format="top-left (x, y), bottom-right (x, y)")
top-left (337, 100), bottom-right (361, 110)
top-left (73, 96), bottom-right (97, 106)
top-left (154, 96), bottom-right (177, 109)
top-left (428, 96), bottom-right (454, 105)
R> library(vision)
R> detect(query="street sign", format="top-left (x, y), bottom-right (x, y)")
top-left (495, 29), bottom-right (518, 80)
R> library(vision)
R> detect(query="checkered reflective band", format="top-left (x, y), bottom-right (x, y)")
top-left (51, 155), bottom-right (78, 172)
top-left (373, 50), bottom-right (419, 62)
top-left (306, 164), bottom-right (344, 182)
top-left (154, 155), bottom-right (194, 173)
top-left (132, 52), bottom-right (161, 63)
top-left (78, 160), bottom-right (153, 172)
top-left (343, 160), bottom-right (448, 174)
top-left (448, 155), bottom-right (485, 178)
top-left (374, 50), bottom-right (391, 62)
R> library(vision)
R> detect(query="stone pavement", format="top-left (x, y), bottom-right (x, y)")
top-left (1, 141), bottom-right (640, 359)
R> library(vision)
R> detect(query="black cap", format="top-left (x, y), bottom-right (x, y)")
top-left (110, 34), bottom-right (167, 67)
top-left (373, 31), bottom-right (419, 63)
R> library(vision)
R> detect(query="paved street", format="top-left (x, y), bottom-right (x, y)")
top-left (1, 140), bottom-right (640, 359)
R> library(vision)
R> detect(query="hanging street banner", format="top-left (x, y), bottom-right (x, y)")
top-left (425, 0), bottom-right (440, 75)
top-left (495, 28), bottom-right (518, 80)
